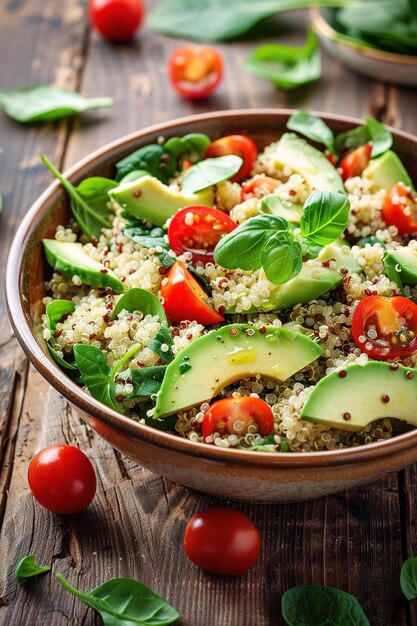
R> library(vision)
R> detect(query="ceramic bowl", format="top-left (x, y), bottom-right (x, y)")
top-left (7, 109), bottom-right (417, 502)
top-left (311, 8), bottom-right (417, 87)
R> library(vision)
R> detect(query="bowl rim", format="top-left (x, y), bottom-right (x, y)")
top-left (7, 107), bottom-right (417, 470)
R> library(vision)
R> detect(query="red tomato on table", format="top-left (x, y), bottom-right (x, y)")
top-left (351, 295), bottom-right (417, 360)
top-left (205, 135), bottom-right (258, 182)
top-left (339, 144), bottom-right (372, 181)
top-left (381, 183), bottom-right (417, 235)
top-left (184, 508), bottom-right (261, 575)
top-left (168, 45), bottom-right (223, 100)
top-left (89, 0), bottom-right (144, 42)
top-left (202, 397), bottom-right (274, 439)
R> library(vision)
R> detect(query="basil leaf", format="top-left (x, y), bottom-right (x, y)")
top-left (56, 573), bottom-right (180, 625)
top-left (300, 191), bottom-right (350, 246)
top-left (244, 28), bottom-right (320, 91)
top-left (182, 155), bottom-right (243, 193)
top-left (74, 344), bottom-right (122, 411)
top-left (281, 585), bottom-right (370, 626)
top-left (164, 133), bottom-right (210, 164)
top-left (334, 125), bottom-right (371, 158)
top-left (42, 156), bottom-right (117, 240)
top-left (364, 117), bottom-right (393, 158)
top-left (15, 556), bottom-right (50, 584)
top-left (45, 299), bottom-right (77, 371)
top-left (287, 111), bottom-right (335, 152)
top-left (115, 144), bottom-right (175, 184)
top-left (261, 230), bottom-right (302, 284)
top-left (0, 86), bottom-right (112, 123)
top-left (214, 214), bottom-right (289, 271)
top-left (401, 556), bottom-right (417, 600)
top-left (124, 225), bottom-right (169, 250)
top-left (119, 365), bottom-right (167, 398)
top-left (149, 326), bottom-right (174, 363)
top-left (112, 288), bottom-right (167, 323)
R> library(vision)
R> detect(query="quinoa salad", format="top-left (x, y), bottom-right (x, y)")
top-left (40, 112), bottom-right (417, 453)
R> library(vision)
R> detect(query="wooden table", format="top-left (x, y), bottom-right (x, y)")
top-left (1, 2), bottom-right (417, 624)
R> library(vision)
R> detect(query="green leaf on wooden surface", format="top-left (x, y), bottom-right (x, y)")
top-left (182, 155), bottom-right (242, 193)
top-left (112, 288), bottom-right (167, 323)
top-left (15, 556), bottom-right (50, 584)
top-left (401, 557), bottom-right (417, 600)
top-left (287, 111), bottom-right (335, 152)
top-left (0, 86), bottom-right (112, 123)
top-left (300, 191), bottom-right (350, 246)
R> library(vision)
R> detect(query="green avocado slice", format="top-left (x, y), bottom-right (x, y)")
top-left (43, 239), bottom-right (124, 294)
top-left (300, 362), bottom-right (417, 432)
top-left (362, 150), bottom-right (414, 191)
top-left (385, 247), bottom-right (417, 286)
top-left (153, 324), bottom-right (324, 419)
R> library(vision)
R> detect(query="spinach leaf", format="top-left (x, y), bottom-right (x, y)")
top-left (401, 556), bottom-right (417, 600)
top-left (149, 326), bottom-right (174, 363)
top-left (42, 156), bottom-right (117, 240)
top-left (157, 250), bottom-right (177, 268)
top-left (244, 28), bottom-right (320, 91)
top-left (56, 573), bottom-right (180, 625)
top-left (182, 155), bottom-right (243, 193)
top-left (164, 133), bottom-right (210, 165)
top-left (300, 191), bottom-right (350, 246)
top-left (364, 117), bottom-right (393, 158)
top-left (261, 230), bottom-right (302, 284)
top-left (45, 300), bottom-right (77, 370)
top-left (115, 144), bottom-right (175, 184)
top-left (287, 111), bottom-right (335, 152)
top-left (118, 365), bottom-right (167, 398)
top-left (281, 585), bottom-right (370, 626)
top-left (74, 344), bottom-right (123, 411)
top-left (15, 556), bottom-right (50, 584)
top-left (0, 86), bottom-right (112, 123)
top-left (112, 288), bottom-right (167, 323)
top-left (334, 125), bottom-right (370, 157)
top-left (124, 225), bottom-right (169, 250)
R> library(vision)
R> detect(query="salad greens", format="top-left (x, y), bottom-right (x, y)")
top-left (124, 224), bottom-right (169, 252)
top-left (0, 86), bottom-right (113, 123)
top-left (400, 556), bottom-right (417, 600)
top-left (74, 344), bottom-right (125, 411)
top-left (149, 326), bottom-right (174, 364)
top-left (163, 133), bottom-right (210, 165)
top-left (15, 556), bottom-right (50, 584)
top-left (299, 191), bottom-right (349, 246)
top-left (112, 288), bottom-right (167, 324)
top-left (126, 366), bottom-right (167, 399)
top-left (115, 144), bottom-right (175, 184)
top-left (281, 585), bottom-right (370, 625)
top-left (181, 155), bottom-right (243, 194)
top-left (45, 300), bottom-right (77, 370)
top-left (287, 111), bottom-right (335, 153)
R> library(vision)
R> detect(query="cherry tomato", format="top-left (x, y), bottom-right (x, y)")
top-left (241, 175), bottom-right (280, 201)
top-left (28, 445), bottom-right (96, 514)
top-left (339, 143), bottom-right (372, 181)
top-left (202, 397), bottom-right (274, 440)
top-left (167, 206), bottom-right (237, 265)
top-left (205, 135), bottom-right (258, 182)
top-left (381, 182), bottom-right (417, 235)
top-left (160, 260), bottom-right (224, 325)
top-left (325, 151), bottom-right (337, 167)
top-left (168, 45), bottom-right (223, 100)
top-left (351, 295), bottom-right (417, 360)
top-left (89, 0), bottom-right (144, 42)
top-left (184, 508), bottom-right (261, 575)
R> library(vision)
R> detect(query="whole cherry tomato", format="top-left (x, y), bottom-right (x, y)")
top-left (184, 508), bottom-right (261, 575)
top-left (351, 295), bottom-right (417, 360)
top-left (160, 260), bottom-right (224, 325)
top-left (241, 175), bottom-right (280, 201)
top-left (89, 0), bottom-right (144, 42)
top-left (28, 445), bottom-right (97, 514)
top-left (381, 182), bottom-right (417, 235)
top-left (202, 397), bottom-right (274, 439)
top-left (168, 45), bottom-right (223, 100)
top-left (205, 135), bottom-right (258, 182)
top-left (339, 143), bottom-right (372, 181)
top-left (167, 206), bottom-right (237, 265)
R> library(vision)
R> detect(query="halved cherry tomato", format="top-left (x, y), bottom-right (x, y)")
top-left (241, 175), bottom-right (280, 201)
top-left (339, 143), bottom-right (372, 181)
top-left (168, 45), bottom-right (223, 100)
top-left (167, 206), bottom-right (237, 265)
top-left (184, 508), bottom-right (261, 575)
top-left (204, 135), bottom-right (258, 182)
top-left (202, 396), bottom-right (274, 439)
top-left (89, 0), bottom-right (144, 42)
top-left (351, 295), bottom-right (417, 360)
top-left (160, 260), bottom-right (223, 325)
top-left (381, 182), bottom-right (417, 235)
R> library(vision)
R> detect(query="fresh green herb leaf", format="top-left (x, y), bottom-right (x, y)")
top-left (287, 111), bottom-right (335, 152)
top-left (115, 144), bottom-right (175, 184)
top-left (55, 573), bottom-right (180, 625)
top-left (45, 299), bottom-right (77, 370)
top-left (119, 170), bottom-right (149, 184)
top-left (334, 125), bottom-right (371, 157)
top-left (260, 230), bottom-right (302, 284)
top-left (112, 288), bottom-right (167, 324)
top-left (157, 250), bottom-right (177, 268)
top-left (124, 225), bottom-right (169, 251)
top-left (164, 133), bottom-right (210, 165)
top-left (401, 556), bottom-right (417, 600)
top-left (244, 28), bottom-right (320, 91)
top-left (118, 366), bottom-right (167, 398)
top-left (300, 191), bottom-right (350, 246)
top-left (42, 156), bottom-right (117, 240)
top-left (149, 326), bottom-right (174, 363)
top-left (384, 253), bottom-right (406, 296)
top-left (281, 585), bottom-right (370, 626)
top-left (364, 117), bottom-right (393, 158)
top-left (74, 344), bottom-right (122, 411)
top-left (15, 556), bottom-right (50, 584)
top-left (182, 155), bottom-right (243, 194)
top-left (0, 86), bottom-right (112, 123)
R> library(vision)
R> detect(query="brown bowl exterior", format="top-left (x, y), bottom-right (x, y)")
top-left (7, 109), bottom-right (417, 502)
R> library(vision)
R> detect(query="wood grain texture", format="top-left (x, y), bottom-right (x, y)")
top-left (1, 1), bottom-right (417, 624)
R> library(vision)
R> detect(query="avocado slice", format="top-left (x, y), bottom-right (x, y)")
top-left (109, 175), bottom-right (214, 227)
top-left (153, 324), bottom-right (324, 419)
top-left (259, 194), bottom-right (303, 224)
top-left (300, 362), bottom-right (417, 432)
top-left (272, 133), bottom-right (344, 193)
top-left (385, 247), bottom-right (417, 285)
top-left (43, 239), bottom-right (124, 293)
top-left (362, 150), bottom-right (414, 191)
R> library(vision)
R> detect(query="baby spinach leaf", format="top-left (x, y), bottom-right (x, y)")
top-left (401, 557), bottom-right (417, 600)
top-left (119, 365), bottom-right (167, 398)
top-left (45, 300), bottom-right (77, 370)
top-left (149, 326), bottom-right (174, 363)
top-left (244, 28), bottom-right (320, 90)
top-left (56, 573), bottom-right (180, 625)
top-left (364, 117), bottom-right (393, 158)
top-left (281, 585), bottom-right (370, 626)
top-left (164, 133), bottom-right (211, 165)
top-left (300, 191), bottom-right (350, 246)
top-left (15, 556), bottom-right (50, 584)
top-left (112, 288), bottom-right (167, 323)
top-left (0, 86), bottom-right (113, 123)
top-left (182, 155), bottom-right (243, 194)
top-left (73, 344), bottom-right (122, 411)
top-left (334, 125), bottom-right (370, 157)
top-left (115, 144), bottom-right (174, 184)
top-left (157, 250), bottom-right (177, 268)
top-left (124, 225), bottom-right (169, 250)
top-left (42, 156), bottom-right (117, 240)
top-left (287, 111), bottom-right (335, 152)
top-left (261, 230), bottom-right (302, 284)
